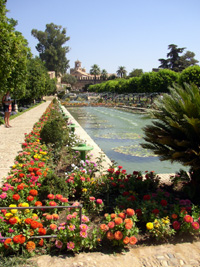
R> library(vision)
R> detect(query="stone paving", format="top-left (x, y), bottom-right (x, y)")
top-left (1, 99), bottom-right (200, 266)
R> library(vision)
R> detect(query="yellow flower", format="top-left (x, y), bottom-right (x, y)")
top-left (34, 154), bottom-right (38, 159)
top-left (21, 202), bottom-right (29, 207)
top-left (5, 213), bottom-right (13, 219)
top-left (82, 188), bottom-right (87, 192)
top-left (146, 222), bottom-right (154, 230)
top-left (9, 204), bottom-right (18, 214)
top-left (12, 165), bottom-right (16, 169)
top-left (19, 164), bottom-right (23, 167)
top-left (24, 209), bottom-right (30, 214)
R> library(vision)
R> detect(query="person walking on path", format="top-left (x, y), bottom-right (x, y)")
top-left (2, 91), bottom-right (13, 128)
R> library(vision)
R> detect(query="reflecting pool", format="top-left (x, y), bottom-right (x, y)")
top-left (67, 106), bottom-right (187, 174)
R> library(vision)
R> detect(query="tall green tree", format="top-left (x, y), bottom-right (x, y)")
top-left (61, 74), bottom-right (77, 87)
top-left (117, 66), bottom-right (127, 78)
top-left (101, 69), bottom-right (108, 80)
top-left (0, 0), bottom-right (29, 97)
top-left (31, 23), bottom-right (70, 77)
top-left (90, 64), bottom-right (101, 83)
top-left (158, 44), bottom-right (198, 72)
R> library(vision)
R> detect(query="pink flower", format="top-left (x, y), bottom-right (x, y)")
top-left (81, 215), bottom-right (89, 223)
top-left (80, 231), bottom-right (88, 238)
top-left (55, 240), bottom-right (63, 249)
top-left (60, 197), bottom-right (68, 203)
top-left (0, 193), bottom-right (7, 199)
top-left (79, 224), bottom-right (88, 232)
top-left (89, 196), bottom-right (95, 201)
top-left (191, 222), bottom-right (199, 230)
top-left (66, 214), bottom-right (73, 220)
top-left (96, 199), bottom-right (103, 205)
top-left (68, 224), bottom-right (75, 231)
top-left (80, 176), bottom-right (85, 181)
top-left (67, 241), bottom-right (75, 250)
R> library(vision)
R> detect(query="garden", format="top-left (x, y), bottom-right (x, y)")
top-left (1, 85), bottom-right (200, 262)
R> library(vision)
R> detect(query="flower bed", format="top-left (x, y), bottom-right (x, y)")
top-left (0, 100), bottom-right (200, 257)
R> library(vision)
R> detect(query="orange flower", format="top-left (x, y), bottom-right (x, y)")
top-left (123, 236), bottom-right (130, 244)
top-left (114, 217), bottom-right (123, 225)
top-left (4, 238), bottom-right (12, 249)
top-left (125, 223), bottom-right (133, 230)
top-left (35, 201), bottom-right (42, 206)
top-left (106, 231), bottom-right (114, 240)
top-left (25, 218), bottom-right (33, 224)
top-left (38, 227), bottom-right (46, 235)
top-left (100, 224), bottom-right (109, 232)
top-left (108, 221), bottom-right (115, 229)
top-left (27, 195), bottom-right (34, 202)
top-left (114, 231), bottom-right (123, 240)
top-left (53, 214), bottom-right (59, 220)
top-left (110, 213), bottom-right (117, 219)
top-left (26, 241), bottom-right (36, 252)
top-left (129, 236), bottom-right (137, 245)
top-left (31, 220), bottom-right (40, 229)
top-left (118, 212), bottom-right (126, 219)
top-left (124, 218), bottom-right (133, 224)
top-left (29, 189), bottom-right (38, 196)
top-left (46, 214), bottom-right (53, 220)
top-left (126, 208), bottom-right (135, 216)
top-left (13, 234), bottom-right (26, 244)
top-left (171, 213), bottom-right (178, 219)
top-left (38, 238), bottom-right (44, 246)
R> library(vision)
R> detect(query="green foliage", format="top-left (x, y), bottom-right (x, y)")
top-left (31, 23), bottom-right (70, 76)
top-left (0, 0), bottom-right (30, 95)
top-left (90, 64), bottom-right (101, 80)
top-left (159, 44), bottom-right (199, 72)
top-left (142, 83), bottom-right (200, 177)
top-left (38, 171), bottom-right (69, 201)
top-left (116, 66), bottom-right (127, 78)
top-left (179, 65), bottom-right (200, 87)
top-left (61, 73), bottom-right (77, 86)
top-left (129, 68), bottom-right (143, 77)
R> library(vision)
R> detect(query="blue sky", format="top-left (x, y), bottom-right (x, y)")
top-left (6, 0), bottom-right (200, 74)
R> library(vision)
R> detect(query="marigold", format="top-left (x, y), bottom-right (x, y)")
top-left (4, 238), bottom-right (12, 249)
top-left (171, 213), bottom-right (178, 219)
top-left (123, 236), bottom-right (130, 245)
top-left (26, 241), bottom-right (36, 252)
top-left (129, 236), bottom-right (137, 245)
top-left (106, 231), bottom-right (114, 240)
top-left (114, 217), bottom-right (123, 225)
top-left (126, 208), bottom-right (135, 216)
top-left (38, 227), bottom-right (47, 235)
top-left (146, 222), bottom-right (154, 230)
top-left (114, 231), bottom-right (123, 240)
top-left (125, 223), bottom-right (133, 230)
top-left (110, 213), bottom-right (117, 219)
top-left (100, 224), bottom-right (109, 232)
top-left (29, 189), bottom-right (38, 196)
top-left (118, 212), bottom-right (126, 219)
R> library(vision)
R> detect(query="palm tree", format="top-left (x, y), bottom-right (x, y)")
top-left (141, 83), bottom-right (200, 200)
top-left (101, 69), bottom-right (108, 80)
top-left (117, 66), bottom-right (127, 78)
top-left (90, 64), bottom-right (101, 83)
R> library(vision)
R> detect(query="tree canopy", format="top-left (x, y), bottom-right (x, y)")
top-left (90, 64), bottom-right (101, 80)
top-left (117, 66), bottom-right (127, 78)
top-left (31, 23), bottom-right (70, 77)
top-left (158, 44), bottom-right (199, 72)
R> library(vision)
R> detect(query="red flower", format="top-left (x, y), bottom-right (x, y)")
top-left (49, 201), bottom-right (57, 206)
top-left (19, 173), bottom-right (25, 178)
top-left (25, 218), bottom-right (33, 224)
top-left (172, 221), bottom-right (181, 230)
top-left (9, 217), bottom-right (17, 225)
top-left (160, 199), bottom-right (168, 207)
top-left (152, 209), bottom-right (159, 215)
top-left (143, 194), bottom-right (151, 201)
top-left (184, 215), bottom-right (193, 223)
top-left (122, 191), bottom-right (129, 196)
top-left (38, 228), bottom-right (46, 235)
top-left (17, 184), bottom-right (24, 190)
top-left (31, 220), bottom-right (40, 229)
top-left (135, 209), bottom-right (142, 216)
top-left (38, 238), bottom-right (44, 246)
top-left (4, 238), bottom-right (12, 249)
top-left (27, 195), bottom-right (34, 202)
top-left (12, 194), bottom-right (20, 201)
top-left (118, 166), bottom-right (123, 169)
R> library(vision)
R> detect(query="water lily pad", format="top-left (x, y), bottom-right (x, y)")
top-left (113, 144), bottom-right (157, 157)
top-left (94, 132), bottom-right (142, 140)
